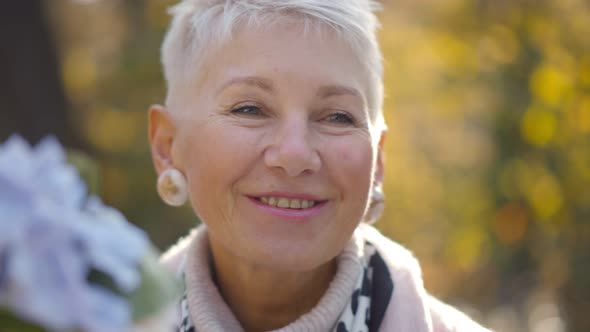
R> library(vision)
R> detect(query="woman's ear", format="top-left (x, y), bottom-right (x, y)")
top-left (375, 130), bottom-right (387, 185)
top-left (148, 104), bottom-right (176, 175)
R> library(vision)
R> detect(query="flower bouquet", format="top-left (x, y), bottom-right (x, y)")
top-left (0, 136), bottom-right (180, 332)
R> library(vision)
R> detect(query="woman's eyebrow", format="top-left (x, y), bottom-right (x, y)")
top-left (216, 76), bottom-right (276, 96)
top-left (316, 85), bottom-right (363, 100)
top-left (216, 77), bottom-right (364, 103)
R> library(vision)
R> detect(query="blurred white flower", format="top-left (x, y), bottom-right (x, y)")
top-left (0, 135), bottom-right (149, 332)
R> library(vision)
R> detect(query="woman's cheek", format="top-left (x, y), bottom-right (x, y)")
top-left (331, 140), bottom-right (374, 205)
top-left (217, 127), bottom-right (263, 161)
top-left (331, 136), bottom-right (374, 169)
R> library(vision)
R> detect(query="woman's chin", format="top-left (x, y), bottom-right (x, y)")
top-left (233, 235), bottom-right (338, 272)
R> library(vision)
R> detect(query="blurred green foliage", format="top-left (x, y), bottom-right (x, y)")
top-left (46, 0), bottom-right (589, 331)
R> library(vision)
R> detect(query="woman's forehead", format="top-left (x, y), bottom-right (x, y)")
top-left (187, 23), bottom-right (371, 98)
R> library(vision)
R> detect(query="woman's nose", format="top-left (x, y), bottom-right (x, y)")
top-left (264, 120), bottom-right (321, 177)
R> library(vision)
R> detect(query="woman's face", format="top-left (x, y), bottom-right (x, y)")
top-left (163, 23), bottom-right (382, 271)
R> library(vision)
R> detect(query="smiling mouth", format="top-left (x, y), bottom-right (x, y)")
top-left (254, 196), bottom-right (320, 210)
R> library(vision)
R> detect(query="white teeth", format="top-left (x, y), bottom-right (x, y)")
top-left (301, 200), bottom-right (310, 209)
top-left (268, 197), bottom-right (277, 206)
top-left (277, 198), bottom-right (290, 208)
top-left (289, 199), bottom-right (301, 209)
top-left (258, 196), bottom-right (316, 209)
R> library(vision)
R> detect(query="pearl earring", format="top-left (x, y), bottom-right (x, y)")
top-left (157, 168), bottom-right (188, 206)
top-left (364, 183), bottom-right (385, 223)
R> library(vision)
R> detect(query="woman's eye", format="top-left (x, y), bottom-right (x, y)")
top-left (230, 105), bottom-right (263, 117)
top-left (324, 112), bottom-right (355, 125)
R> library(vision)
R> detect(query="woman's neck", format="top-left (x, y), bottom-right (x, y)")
top-left (208, 238), bottom-right (337, 332)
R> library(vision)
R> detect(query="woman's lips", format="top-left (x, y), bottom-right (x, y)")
top-left (247, 196), bottom-right (327, 221)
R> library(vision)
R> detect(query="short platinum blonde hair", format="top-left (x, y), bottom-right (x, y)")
top-left (161, 0), bottom-right (386, 132)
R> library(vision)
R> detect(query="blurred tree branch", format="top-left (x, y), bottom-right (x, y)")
top-left (0, 0), bottom-right (87, 150)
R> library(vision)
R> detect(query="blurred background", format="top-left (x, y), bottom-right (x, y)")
top-left (1, 0), bottom-right (588, 331)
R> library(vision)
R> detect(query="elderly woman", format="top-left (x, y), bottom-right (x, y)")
top-left (149, 1), bottom-right (490, 331)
